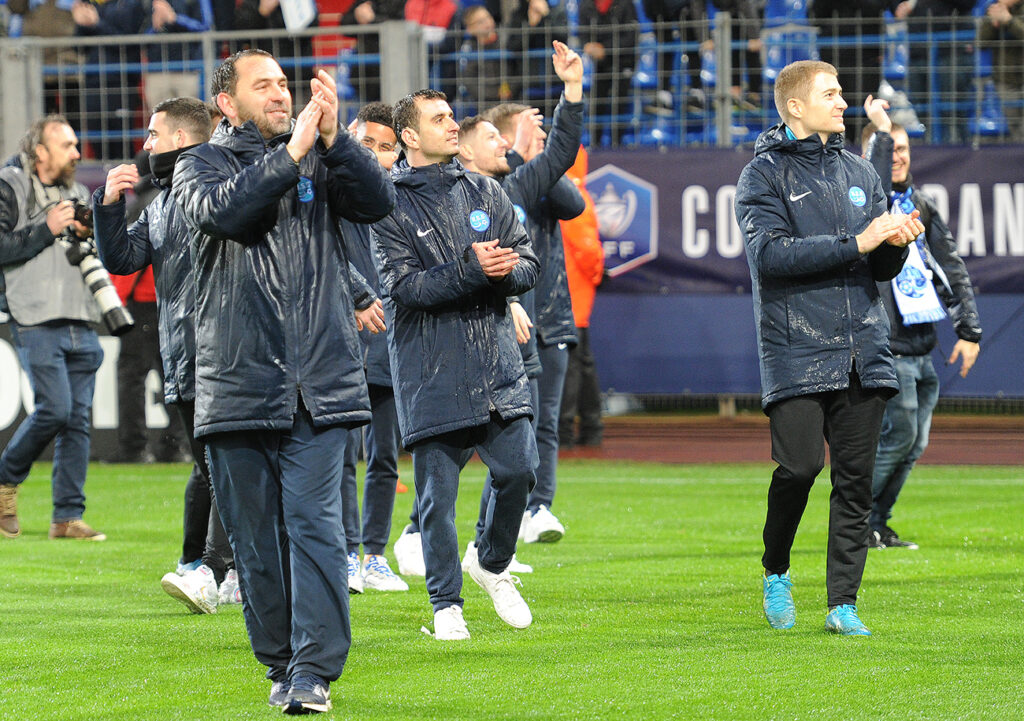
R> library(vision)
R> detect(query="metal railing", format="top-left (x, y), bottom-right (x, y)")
top-left (1, 14), bottom-right (1021, 161)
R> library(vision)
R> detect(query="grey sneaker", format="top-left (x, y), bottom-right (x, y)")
top-left (283, 672), bottom-right (331, 714)
top-left (0, 484), bottom-right (20, 538)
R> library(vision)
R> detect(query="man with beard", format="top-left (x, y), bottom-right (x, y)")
top-left (173, 50), bottom-right (395, 713)
top-left (372, 89), bottom-right (539, 641)
top-left (92, 97), bottom-right (241, 614)
top-left (0, 115), bottom-right (106, 542)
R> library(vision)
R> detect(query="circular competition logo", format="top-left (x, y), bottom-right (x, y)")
top-left (469, 209), bottom-right (491, 232)
top-left (848, 186), bottom-right (866, 207)
top-left (513, 204), bottom-right (527, 225)
top-left (895, 265), bottom-right (928, 298)
top-left (297, 176), bottom-right (315, 203)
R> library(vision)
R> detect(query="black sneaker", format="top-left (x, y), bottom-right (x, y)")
top-left (869, 530), bottom-right (886, 549)
top-left (283, 672), bottom-right (331, 714)
top-left (268, 680), bottom-right (290, 708)
top-left (880, 526), bottom-right (919, 550)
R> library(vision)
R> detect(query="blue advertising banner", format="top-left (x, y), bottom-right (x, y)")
top-left (587, 145), bottom-right (1024, 295)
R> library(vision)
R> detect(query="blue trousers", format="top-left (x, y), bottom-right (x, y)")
top-left (0, 321), bottom-right (103, 521)
top-left (870, 355), bottom-right (940, 532)
top-left (412, 415), bottom-right (537, 612)
top-left (529, 342), bottom-right (569, 511)
top-left (341, 384), bottom-right (401, 555)
top-left (205, 404), bottom-right (351, 683)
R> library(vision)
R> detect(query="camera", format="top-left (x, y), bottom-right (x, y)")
top-left (60, 201), bottom-right (135, 336)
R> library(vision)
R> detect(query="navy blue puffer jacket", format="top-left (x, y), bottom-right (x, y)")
top-left (371, 158), bottom-right (539, 447)
top-left (92, 148), bottom-right (198, 404)
top-left (173, 120), bottom-right (395, 437)
top-left (735, 124), bottom-right (908, 409)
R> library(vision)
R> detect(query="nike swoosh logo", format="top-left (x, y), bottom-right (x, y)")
top-left (416, 228), bottom-right (433, 237)
top-left (789, 191), bottom-right (811, 202)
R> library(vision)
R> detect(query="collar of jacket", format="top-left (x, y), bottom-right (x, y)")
top-left (892, 173), bottom-right (913, 194)
top-left (211, 118), bottom-right (294, 162)
top-left (149, 143), bottom-right (202, 188)
top-left (391, 156), bottom-right (466, 188)
top-left (755, 123), bottom-right (845, 157)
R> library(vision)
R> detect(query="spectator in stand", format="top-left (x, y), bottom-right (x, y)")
top-left (810, 0), bottom-right (890, 141)
top-left (457, 5), bottom-right (516, 108)
top-left (143, 0), bottom-right (214, 112)
top-left (896, 0), bottom-right (976, 143)
top-left (72, 0), bottom-right (147, 160)
top-left (8, 0), bottom-right (84, 127)
top-left (339, 0), bottom-right (406, 103)
top-left (579, 0), bottom-right (637, 144)
top-left (507, 0), bottom-right (570, 119)
top-left (558, 145), bottom-right (605, 448)
top-left (979, 0), bottom-right (1024, 142)
top-left (714, 0), bottom-right (764, 111)
top-left (641, 0), bottom-right (705, 114)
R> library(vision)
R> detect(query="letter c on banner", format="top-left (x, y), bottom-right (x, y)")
top-left (0, 339), bottom-right (22, 430)
top-left (681, 186), bottom-right (710, 258)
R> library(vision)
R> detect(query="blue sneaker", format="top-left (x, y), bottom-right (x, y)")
top-left (268, 680), bottom-right (290, 708)
top-left (283, 672), bottom-right (331, 714)
top-left (176, 558), bottom-right (201, 576)
top-left (347, 551), bottom-right (363, 594)
top-left (825, 605), bottom-right (872, 636)
top-left (762, 571), bottom-right (796, 629)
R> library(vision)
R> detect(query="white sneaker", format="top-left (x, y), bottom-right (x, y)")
top-left (461, 541), bottom-right (479, 572)
top-left (465, 554), bottom-right (532, 629)
top-left (463, 541), bottom-right (533, 574)
top-left (523, 505), bottom-right (564, 544)
top-left (161, 564), bottom-right (218, 614)
top-left (517, 511), bottom-right (530, 541)
top-left (433, 605), bottom-right (470, 640)
top-left (393, 525), bottom-right (426, 577)
top-left (218, 568), bottom-right (242, 605)
top-left (362, 554), bottom-right (409, 591)
top-left (347, 551), bottom-right (364, 594)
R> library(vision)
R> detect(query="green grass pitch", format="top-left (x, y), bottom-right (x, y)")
top-left (2, 459), bottom-right (1022, 720)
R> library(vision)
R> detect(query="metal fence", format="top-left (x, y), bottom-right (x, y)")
top-left (1, 12), bottom-right (1021, 162)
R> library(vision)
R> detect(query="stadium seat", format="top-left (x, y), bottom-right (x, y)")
top-left (761, 26), bottom-right (819, 86)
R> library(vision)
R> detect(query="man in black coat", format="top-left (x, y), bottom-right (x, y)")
top-left (173, 49), bottom-right (394, 714)
top-left (371, 88), bottom-right (539, 641)
top-left (734, 60), bottom-right (922, 637)
top-left (860, 104), bottom-right (982, 551)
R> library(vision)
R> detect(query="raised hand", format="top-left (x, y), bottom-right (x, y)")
top-left (863, 94), bottom-right (892, 133)
top-left (311, 70), bottom-right (339, 148)
top-left (512, 107), bottom-right (543, 158)
top-left (102, 164), bottom-right (140, 205)
top-left (552, 40), bottom-right (584, 102)
top-left (286, 99), bottom-right (323, 162)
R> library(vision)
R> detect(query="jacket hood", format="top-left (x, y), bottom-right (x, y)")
top-left (391, 157), bottom-right (466, 190)
top-left (754, 123), bottom-right (846, 157)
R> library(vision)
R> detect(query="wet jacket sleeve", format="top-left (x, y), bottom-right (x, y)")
top-left (507, 96), bottom-right (585, 215)
top-left (348, 262), bottom-right (376, 310)
top-left (92, 186), bottom-right (153, 274)
top-left (372, 215), bottom-right (494, 311)
top-left (488, 184), bottom-right (539, 297)
top-left (736, 164), bottom-right (862, 279)
top-left (863, 130), bottom-right (894, 198)
top-left (865, 175), bottom-right (909, 281)
top-left (173, 144), bottom-right (299, 243)
top-left (317, 133), bottom-right (395, 224)
top-left (547, 176), bottom-right (585, 220)
top-left (919, 193), bottom-right (982, 342)
top-left (0, 178), bottom-right (56, 266)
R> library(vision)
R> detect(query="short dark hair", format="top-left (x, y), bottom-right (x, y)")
top-left (393, 89), bottom-right (447, 138)
top-left (211, 48), bottom-right (274, 97)
top-left (356, 101), bottom-right (395, 131)
top-left (152, 97), bottom-right (213, 142)
top-left (860, 121), bottom-right (906, 152)
top-left (483, 103), bottom-right (529, 136)
top-left (457, 115), bottom-right (487, 142)
top-left (20, 114), bottom-right (71, 165)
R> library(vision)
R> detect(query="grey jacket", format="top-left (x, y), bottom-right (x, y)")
top-left (0, 156), bottom-right (99, 326)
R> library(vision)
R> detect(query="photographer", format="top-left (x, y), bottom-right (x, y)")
top-left (0, 115), bottom-right (106, 542)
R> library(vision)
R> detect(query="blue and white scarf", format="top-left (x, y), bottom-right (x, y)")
top-left (890, 188), bottom-right (947, 325)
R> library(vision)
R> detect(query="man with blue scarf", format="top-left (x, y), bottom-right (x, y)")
top-left (861, 106), bottom-right (983, 552)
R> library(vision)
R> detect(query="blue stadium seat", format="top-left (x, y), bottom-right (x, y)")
top-left (763, 0), bottom-right (809, 28)
top-left (883, 12), bottom-right (909, 81)
top-left (762, 27), bottom-right (818, 86)
top-left (968, 80), bottom-right (1008, 137)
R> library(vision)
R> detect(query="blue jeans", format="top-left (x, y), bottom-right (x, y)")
top-left (412, 415), bottom-right (537, 612)
top-left (341, 384), bottom-right (401, 555)
top-left (0, 321), bottom-right (103, 522)
top-left (529, 342), bottom-right (569, 512)
top-left (206, 404), bottom-right (351, 683)
top-left (870, 355), bottom-right (940, 532)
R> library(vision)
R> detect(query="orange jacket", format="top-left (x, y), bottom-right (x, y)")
top-left (560, 146), bottom-right (604, 328)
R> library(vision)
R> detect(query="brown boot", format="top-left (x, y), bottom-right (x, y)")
top-left (0, 484), bottom-right (20, 538)
top-left (49, 519), bottom-right (106, 541)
